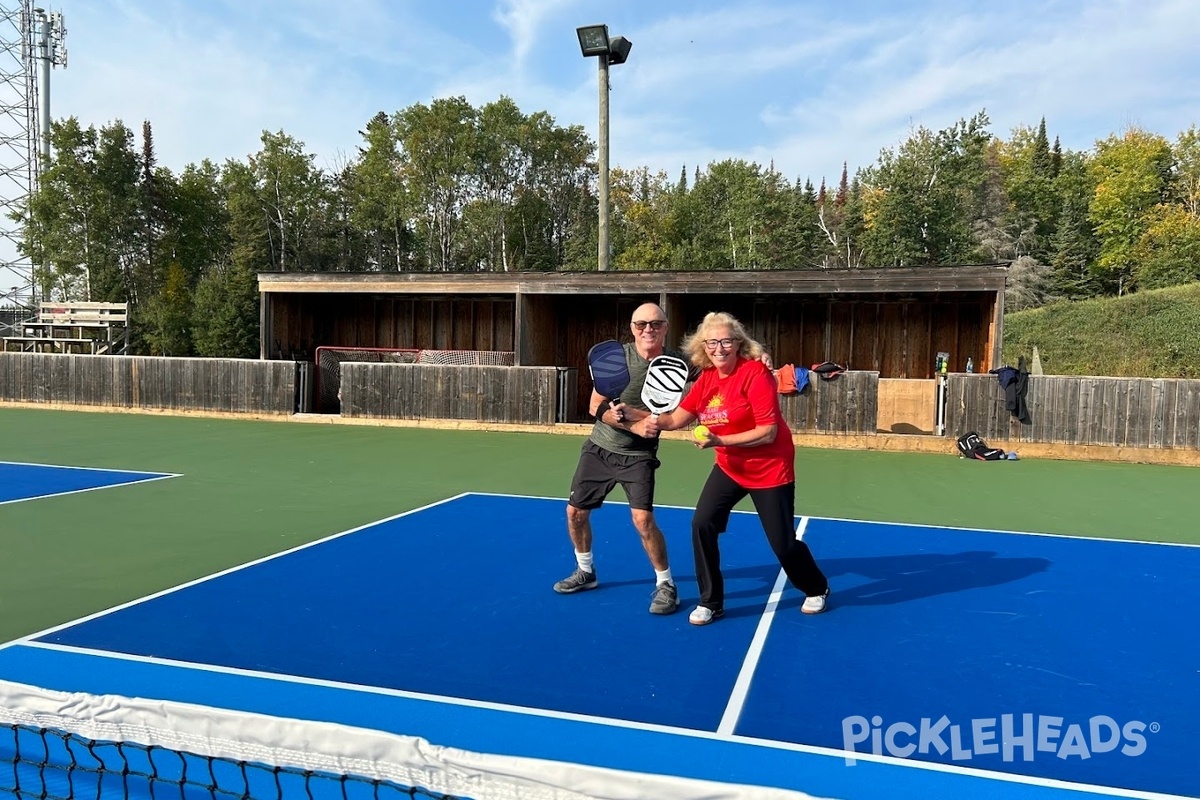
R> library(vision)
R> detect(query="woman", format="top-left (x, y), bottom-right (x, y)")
top-left (646, 312), bottom-right (830, 625)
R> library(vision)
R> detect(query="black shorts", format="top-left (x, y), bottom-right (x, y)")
top-left (568, 440), bottom-right (660, 511)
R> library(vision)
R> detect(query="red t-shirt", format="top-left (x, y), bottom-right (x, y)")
top-left (678, 357), bottom-right (795, 488)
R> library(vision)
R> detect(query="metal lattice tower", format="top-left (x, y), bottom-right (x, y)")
top-left (0, 1), bottom-right (64, 316)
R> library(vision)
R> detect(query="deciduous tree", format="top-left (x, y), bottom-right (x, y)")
top-left (1088, 127), bottom-right (1174, 293)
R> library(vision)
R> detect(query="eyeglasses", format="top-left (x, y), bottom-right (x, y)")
top-left (703, 338), bottom-right (738, 350)
top-left (631, 320), bottom-right (666, 331)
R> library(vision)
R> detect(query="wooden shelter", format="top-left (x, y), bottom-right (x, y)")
top-left (258, 266), bottom-right (1008, 421)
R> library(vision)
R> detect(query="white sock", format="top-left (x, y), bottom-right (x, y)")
top-left (576, 551), bottom-right (594, 573)
top-left (655, 568), bottom-right (673, 586)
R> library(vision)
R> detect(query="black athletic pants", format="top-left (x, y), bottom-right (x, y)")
top-left (692, 466), bottom-right (828, 610)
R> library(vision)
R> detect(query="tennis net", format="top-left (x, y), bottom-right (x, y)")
top-left (0, 680), bottom-right (822, 800)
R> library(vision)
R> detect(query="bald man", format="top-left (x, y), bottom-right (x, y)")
top-left (555, 303), bottom-right (684, 615)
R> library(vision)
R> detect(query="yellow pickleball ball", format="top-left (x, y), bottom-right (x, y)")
top-left (693, 425), bottom-right (711, 441)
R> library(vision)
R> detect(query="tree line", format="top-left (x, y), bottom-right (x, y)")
top-left (14, 97), bottom-right (1200, 358)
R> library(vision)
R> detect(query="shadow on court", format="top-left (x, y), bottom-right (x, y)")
top-left (653, 550), bottom-right (1048, 618)
top-left (822, 550), bottom-right (1050, 606)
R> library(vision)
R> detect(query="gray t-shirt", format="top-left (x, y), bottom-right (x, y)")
top-left (590, 343), bottom-right (691, 456)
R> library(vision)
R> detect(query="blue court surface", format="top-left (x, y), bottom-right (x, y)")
top-left (1, 491), bottom-right (1196, 799)
top-left (0, 460), bottom-right (176, 504)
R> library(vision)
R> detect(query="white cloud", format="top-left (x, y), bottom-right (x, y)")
top-left (493, 0), bottom-right (574, 68)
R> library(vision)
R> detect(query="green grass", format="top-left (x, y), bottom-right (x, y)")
top-left (2, 406), bottom-right (1197, 642)
top-left (1003, 281), bottom-right (1200, 376)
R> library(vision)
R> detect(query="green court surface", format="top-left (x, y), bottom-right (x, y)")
top-left (1, 405), bottom-right (1197, 644)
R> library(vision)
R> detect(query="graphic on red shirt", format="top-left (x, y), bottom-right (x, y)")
top-left (699, 394), bottom-right (730, 427)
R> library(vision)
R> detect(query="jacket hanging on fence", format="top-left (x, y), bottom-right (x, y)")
top-left (990, 357), bottom-right (1031, 424)
top-left (774, 364), bottom-right (809, 394)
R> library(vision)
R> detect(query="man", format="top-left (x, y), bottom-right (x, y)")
top-left (554, 302), bottom-right (683, 615)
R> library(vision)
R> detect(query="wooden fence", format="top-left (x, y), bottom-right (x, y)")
top-left (340, 363), bottom-right (577, 425)
top-left (340, 364), bottom-right (876, 430)
top-left (0, 352), bottom-right (876, 432)
top-left (0, 352), bottom-right (299, 414)
top-left (778, 370), bottom-right (879, 434)
top-left (947, 374), bottom-right (1200, 449)
top-left (4, 351), bottom-right (1194, 453)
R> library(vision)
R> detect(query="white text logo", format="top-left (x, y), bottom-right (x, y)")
top-left (841, 714), bottom-right (1154, 765)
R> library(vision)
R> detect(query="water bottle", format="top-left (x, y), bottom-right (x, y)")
top-left (966, 358), bottom-right (974, 373)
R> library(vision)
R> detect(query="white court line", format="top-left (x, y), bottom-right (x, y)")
top-left (12, 641), bottom-right (1190, 800)
top-left (717, 517), bottom-right (810, 735)
top-left (717, 569), bottom-right (788, 735)
top-left (0, 468), bottom-right (180, 507)
top-left (0, 492), bottom-right (472, 649)
top-left (0, 459), bottom-right (176, 476)
top-left (466, 491), bottom-right (1200, 549)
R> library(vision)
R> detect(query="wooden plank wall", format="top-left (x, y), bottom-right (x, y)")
top-left (340, 363), bottom-right (574, 425)
top-left (0, 353), bottom-right (298, 414)
top-left (557, 295), bottom-right (661, 417)
top-left (339, 361), bottom-right (875, 433)
top-left (667, 296), bottom-right (990, 379)
top-left (946, 374), bottom-right (1200, 449)
top-left (778, 370), bottom-right (879, 434)
top-left (269, 295), bottom-right (516, 358)
top-left (516, 294), bottom-right (558, 367)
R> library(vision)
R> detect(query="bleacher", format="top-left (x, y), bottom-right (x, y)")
top-left (1, 301), bottom-right (129, 355)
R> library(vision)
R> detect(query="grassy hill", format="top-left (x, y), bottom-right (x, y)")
top-left (1002, 282), bottom-right (1200, 377)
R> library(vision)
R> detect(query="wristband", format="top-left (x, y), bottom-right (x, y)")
top-left (594, 398), bottom-right (611, 424)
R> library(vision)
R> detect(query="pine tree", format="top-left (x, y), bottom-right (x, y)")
top-left (1032, 118), bottom-right (1052, 177)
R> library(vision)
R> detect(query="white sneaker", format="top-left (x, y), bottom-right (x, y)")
top-left (688, 606), bottom-right (724, 626)
top-left (801, 588), bottom-right (830, 615)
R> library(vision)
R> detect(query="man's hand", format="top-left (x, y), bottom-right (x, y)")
top-left (632, 415), bottom-right (660, 439)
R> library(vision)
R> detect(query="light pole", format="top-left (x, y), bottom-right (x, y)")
top-left (576, 24), bottom-right (631, 272)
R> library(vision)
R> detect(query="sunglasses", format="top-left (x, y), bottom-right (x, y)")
top-left (631, 320), bottom-right (667, 331)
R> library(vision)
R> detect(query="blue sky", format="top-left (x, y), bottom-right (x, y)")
top-left (35, 0), bottom-right (1200, 186)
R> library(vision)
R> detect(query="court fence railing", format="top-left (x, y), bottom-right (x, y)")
top-left (1, 351), bottom-right (1198, 453)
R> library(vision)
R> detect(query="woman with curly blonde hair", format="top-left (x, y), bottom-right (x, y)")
top-left (646, 312), bottom-right (829, 625)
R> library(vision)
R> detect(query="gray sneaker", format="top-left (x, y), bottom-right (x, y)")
top-left (649, 581), bottom-right (678, 614)
top-left (554, 567), bottom-right (598, 594)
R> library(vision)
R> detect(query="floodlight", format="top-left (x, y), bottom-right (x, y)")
top-left (606, 36), bottom-right (632, 65)
top-left (576, 25), bottom-right (610, 58)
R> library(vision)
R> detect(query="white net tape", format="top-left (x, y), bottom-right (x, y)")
top-left (0, 680), bottom-right (824, 800)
